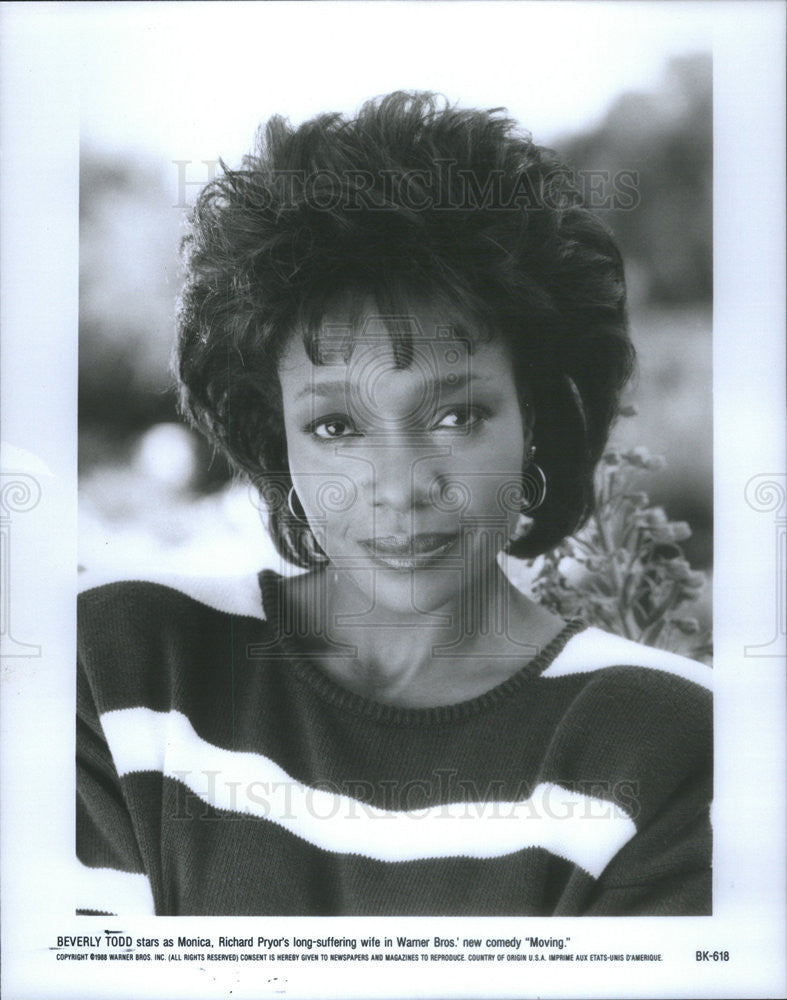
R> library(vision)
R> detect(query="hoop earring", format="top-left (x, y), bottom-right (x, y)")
top-left (521, 447), bottom-right (547, 514)
top-left (287, 486), bottom-right (309, 524)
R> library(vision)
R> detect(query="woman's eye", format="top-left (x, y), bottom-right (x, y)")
top-left (311, 418), bottom-right (357, 440)
top-left (433, 407), bottom-right (486, 430)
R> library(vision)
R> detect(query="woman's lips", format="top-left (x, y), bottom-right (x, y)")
top-left (358, 533), bottom-right (459, 569)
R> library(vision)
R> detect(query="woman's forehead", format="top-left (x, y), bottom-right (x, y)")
top-left (299, 293), bottom-right (493, 360)
top-left (278, 326), bottom-right (512, 402)
top-left (287, 294), bottom-right (487, 359)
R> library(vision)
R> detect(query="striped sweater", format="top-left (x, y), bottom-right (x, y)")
top-left (76, 569), bottom-right (712, 916)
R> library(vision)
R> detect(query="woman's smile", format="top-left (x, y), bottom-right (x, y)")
top-left (358, 531), bottom-right (460, 569)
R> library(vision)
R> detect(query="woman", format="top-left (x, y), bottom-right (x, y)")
top-left (77, 92), bottom-right (711, 916)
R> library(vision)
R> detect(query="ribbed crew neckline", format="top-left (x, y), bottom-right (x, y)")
top-left (257, 569), bottom-right (586, 726)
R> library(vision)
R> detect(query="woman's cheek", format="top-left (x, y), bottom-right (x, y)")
top-left (470, 431), bottom-right (526, 534)
top-left (293, 453), bottom-right (358, 542)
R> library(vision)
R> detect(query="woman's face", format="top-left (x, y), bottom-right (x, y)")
top-left (278, 304), bottom-right (530, 613)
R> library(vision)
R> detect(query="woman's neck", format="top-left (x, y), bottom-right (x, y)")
top-left (283, 563), bottom-right (566, 707)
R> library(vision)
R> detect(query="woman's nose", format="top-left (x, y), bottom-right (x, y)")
top-left (363, 441), bottom-right (446, 513)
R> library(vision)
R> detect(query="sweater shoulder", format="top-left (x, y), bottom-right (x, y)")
top-left (78, 570), bottom-right (268, 623)
top-left (538, 627), bottom-right (712, 800)
top-left (525, 629), bottom-right (712, 851)
top-left (543, 625), bottom-right (712, 694)
top-left (538, 626), bottom-right (712, 759)
top-left (77, 572), bottom-right (272, 714)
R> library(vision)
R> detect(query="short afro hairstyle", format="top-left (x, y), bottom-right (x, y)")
top-left (176, 91), bottom-right (634, 567)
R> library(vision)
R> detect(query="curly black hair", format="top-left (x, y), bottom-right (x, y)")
top-left (176, 91), bottom-right (634, 567)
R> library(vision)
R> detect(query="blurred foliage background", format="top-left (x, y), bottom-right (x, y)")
top-left (79, 54), bottom-right (712, 610)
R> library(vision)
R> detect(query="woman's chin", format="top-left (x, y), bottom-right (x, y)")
top-left (334, 561), bottom-right (480, 619)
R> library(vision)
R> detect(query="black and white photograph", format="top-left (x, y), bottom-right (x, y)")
top-left (1, 2), bottom-right (784, 998)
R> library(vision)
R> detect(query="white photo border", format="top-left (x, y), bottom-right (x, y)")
top-left (1, 2), bottom-right (784, 998)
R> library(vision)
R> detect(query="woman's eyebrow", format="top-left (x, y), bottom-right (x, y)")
top-left (294, 372), bottom-right (484, 401)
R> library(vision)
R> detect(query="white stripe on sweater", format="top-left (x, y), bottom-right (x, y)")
top-left (76, 861), bottom-right (155, 915)
top-left (100, 707), bottom-right (635, 879)
top-left (544, 627), bottom-right (712, 690)
top-left (79, 570), bottom-right (269, 620)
